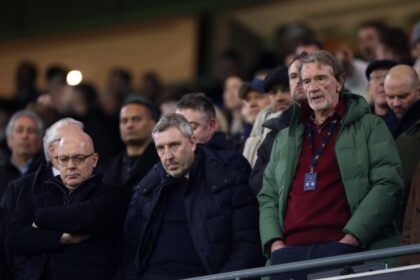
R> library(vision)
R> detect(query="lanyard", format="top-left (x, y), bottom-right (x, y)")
top-left (306, 119), bottom-right (338, 173)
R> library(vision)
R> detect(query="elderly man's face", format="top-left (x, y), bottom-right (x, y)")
top-left (368, 69), bottom-right (389, 108)
top-left (7, 116), bottom-right (41, 158)
top-left (154, 127), bottom-right (196, 178)
top-left (47, 124), bottom-right (84, 169)
top-left (301, 62), bottom-right (342, 114)
top-left (56, 136), bottom-right (98, 189)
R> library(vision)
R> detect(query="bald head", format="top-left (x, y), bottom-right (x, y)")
top-left (56, 132), bottom-right (98, 189)
top-left (384, 65), bottom-right (420, 119)
top-left (46, 123), bottom-right (84, 167)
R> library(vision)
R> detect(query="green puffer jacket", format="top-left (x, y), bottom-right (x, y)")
top-left (258, 93), bottom-right (403, 257)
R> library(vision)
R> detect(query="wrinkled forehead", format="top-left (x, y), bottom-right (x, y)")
top-left (14, 116), bottom-right (38, 129)
top-left (300, 62), bottom-right (334, 77)
top-left (154, 127), bottom-right (189, 146)
top-left (53, 125), bottom-right (83, 141)
top-left (57, 138), bottom-right (92, 156)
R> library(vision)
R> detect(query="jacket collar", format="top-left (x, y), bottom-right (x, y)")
top-left (289, 92), bottom-right (371, 129)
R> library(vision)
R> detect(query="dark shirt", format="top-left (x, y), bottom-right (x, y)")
top-left (283, 100), bottom-right (351, 245)
top-left (143, 179), bottom-right (205, 279)
top-left (102, 141), bottom-right (159, 191)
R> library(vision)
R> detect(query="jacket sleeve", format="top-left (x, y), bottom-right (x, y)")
top-left (0, 181), bottom-right (17, 211)
top-left (343, 117), bottom-right (403, 247)
top-left (249, 131), bottom-right (277, 196)
top-left (7, 186), bottom-right (63, 255)
top-left (257, 135), bottom-right (283, 257)
top-left (220, 173), bottom-right (263, 272)
top-left (33, 187), bottom-right (129, 235)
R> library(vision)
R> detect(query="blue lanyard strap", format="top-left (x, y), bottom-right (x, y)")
top-left (306, 119), bottom-right (338, 172)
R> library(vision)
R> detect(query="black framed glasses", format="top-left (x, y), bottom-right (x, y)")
top-left (56, 153), bottom-right (95, 167)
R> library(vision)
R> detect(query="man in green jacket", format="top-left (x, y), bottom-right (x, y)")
top-left (258, 50), bottom-right (403, 280)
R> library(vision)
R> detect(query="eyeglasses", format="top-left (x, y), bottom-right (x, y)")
top-left (369, 74), bottom-right (387, 81)
top-left (56, 153), bottom-right (95, 166)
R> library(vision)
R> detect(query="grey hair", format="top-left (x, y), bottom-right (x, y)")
top-left (152, 113), bottom-right (193, 141)
top-left (43, 118), bottom-right (84, 161)
top-left (299, 50), bottom-right (345, 83)
top-left (6, 110), bottom-right (44, 138)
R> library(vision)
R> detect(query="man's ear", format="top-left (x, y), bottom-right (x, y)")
top-left (92, 153), bottom-right (99, 169)
top-left (190, 135), bottom-right (197, 152)
top-left (208, 118), bottom-right (217, 132)
top-left (337, 77), bottom-right (345, 93)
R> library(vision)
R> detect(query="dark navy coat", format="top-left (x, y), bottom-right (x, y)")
top-left (7, 167), bottom-right (129, 280)
top-left (117, 146), bottom-right (262, 279)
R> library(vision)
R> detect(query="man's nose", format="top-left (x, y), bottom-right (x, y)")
top-left (67, 159), bottom-right (77, 168)
top-left (163, 148), bottom-right (174, 160)
top-left (125, 120), bottom-right (134, 129)
top-left (307, 80), bottom-right (320, 92)
top-left (391, 98), bottom-right (402, 107)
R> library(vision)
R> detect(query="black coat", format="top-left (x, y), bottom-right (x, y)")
top-left (249, 107), bottom-right (292, 195)
top-left (7, 167), bottom-right (129, 280)
top-left (0, 152), bottom-right (44, 199)
top-left (117, 146), bottom-right (262, 279)
top-left (0, 163), bottom-right (54, 211)
top-left (101, 142), bottom-right (160, 191)
top-left (204, 132), bottom-right (251, 178)
top-left (382, 100), bottom-right (420, 138)
top-left (0, 207), bottom-right (12, 280)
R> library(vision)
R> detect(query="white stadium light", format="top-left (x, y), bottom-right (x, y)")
top-left (66, 70), bottom-right (83, 86)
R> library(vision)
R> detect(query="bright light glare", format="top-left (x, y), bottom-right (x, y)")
top-left (66, 70), bottom-right (83, 86)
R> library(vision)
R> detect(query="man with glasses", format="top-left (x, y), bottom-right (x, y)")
top-left (259, 50), bottom-right (402, 280)
top-left (0, 118), bottom-right (84, 211)
top-left (116, 113), bottom-right (262, 279)
top-left (8, 131), bottom-right (128, 280)
top-left (365, 59), bottom-right (397, 128)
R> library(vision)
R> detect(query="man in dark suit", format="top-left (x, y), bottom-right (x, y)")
top-left (102, 98), bottom-right (160, 191)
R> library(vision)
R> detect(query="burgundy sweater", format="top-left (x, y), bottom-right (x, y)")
top-left (283, 101), bottom-right (351, 245)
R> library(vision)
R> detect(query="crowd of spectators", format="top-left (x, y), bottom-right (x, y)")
top-left (0, 19), bottom-right (419, 279)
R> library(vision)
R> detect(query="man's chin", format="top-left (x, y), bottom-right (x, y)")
top-left (124, 138), bottom-right (145, 146)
